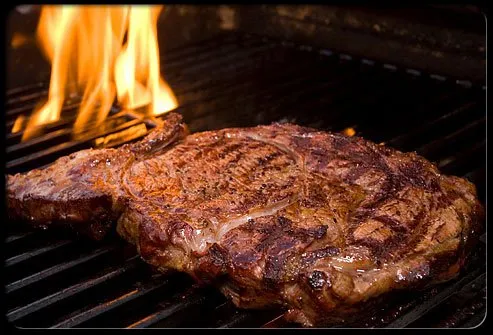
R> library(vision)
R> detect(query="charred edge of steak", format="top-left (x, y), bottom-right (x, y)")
top-left (294, 229), bottom-right (482, 327)
top-left (333, 246), bottom-right (481, 328)
top-left (8, 190), bottom-right (118, 241)
top-left (129, 112), bottom-right (188, 159)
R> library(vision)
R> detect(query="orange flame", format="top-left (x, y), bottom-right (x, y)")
top-left (343, 127), bottom-right (356, 137)
top-left (15, 5), bottom-right (178, 141)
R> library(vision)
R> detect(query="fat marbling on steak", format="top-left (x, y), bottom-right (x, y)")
top-left (7, 112), bottom-right (484, 326)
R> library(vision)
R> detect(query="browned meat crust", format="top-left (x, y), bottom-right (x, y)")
top-left (7, 112), bottom-right (484, 326)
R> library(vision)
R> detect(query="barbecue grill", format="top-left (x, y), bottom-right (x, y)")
top-left (4, 5), bottom-right (486, 328)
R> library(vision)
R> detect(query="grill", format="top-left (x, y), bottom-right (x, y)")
top-left (5, 31), bottom-right (486, 328)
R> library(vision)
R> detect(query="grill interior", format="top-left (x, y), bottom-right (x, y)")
top-left (5, 32), bottom-right (486, 328)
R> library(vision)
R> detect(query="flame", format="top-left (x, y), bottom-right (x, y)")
top-left (15, 5), bottom-right (177, 141)
top-left (343, 127), bottom-right (356, 137)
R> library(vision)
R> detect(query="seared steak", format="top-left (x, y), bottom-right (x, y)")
top-left (7, 112), bottom-right (483, 326)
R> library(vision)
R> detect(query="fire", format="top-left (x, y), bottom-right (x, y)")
top-left (343, 127), bottom-right (356, 137)
top-left (15, 5), bottom-right (178, 141)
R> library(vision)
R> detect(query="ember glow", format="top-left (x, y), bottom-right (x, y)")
top-left (343, 127), bottom-right (356, 137)
top-left (14, 5), bottom-right (178, 141)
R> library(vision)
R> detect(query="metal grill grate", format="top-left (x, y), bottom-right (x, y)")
top-left (5, 32), bottom-right (486, 328)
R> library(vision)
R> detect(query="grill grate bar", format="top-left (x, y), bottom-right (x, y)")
top-left (218, 312), bottom-right (252, 329)
top-left (352, 91), bottom-right (458, 144)
top-left (7, 256), bottom-right (140, 322)
top-left (6, 82), bottom-right (46, 97)
top-left (7, 107), bottom-right (125, 144)
top-left (410, 273), bottom-right (486, 328)
top-left (126, 289), bottom-right (210, 328)
top-left (8, 128), bottom-right (75, 155)
top-left (50, 275), bottom-right (174, 328)
top-left (261, 314), bottom-right (290, 328)
top-left (387, 101), bottom-right (480, 149)
top-left (7, 90), bottom-right (49, 107)
top-left (170, 47), bottom-right (275, 97)
top-left (162, 33), bottom-right (247, 66)
top-left (7, 113), bottom-right (137, 159)
top-left (5, 231), bottom-right (36, 244)
top-left (167, 44), bottom-right (275, 84)
top-left (5, 240), bottom-right (73, 267)
top-left (6, 101), bottom-right (80, 121)
top-left (216, 309), bottom-right (285, 328)
top-left (6, 245), bottom-right (118, 294)
top-left (416, 117), bottom-right (485, 158)
top-left (438, 140), bottom-right (485, 175)
top-left (385, 268), bottom-right (485, 328)
top-left (6, 118), bottom-right (146, 172)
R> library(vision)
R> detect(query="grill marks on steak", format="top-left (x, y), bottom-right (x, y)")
top-left (122, 133), bottom-right (304, 257)
top-left (7, 112), bottom-right (483, 326)
top-left (124, 135), bottom-right (298, 218)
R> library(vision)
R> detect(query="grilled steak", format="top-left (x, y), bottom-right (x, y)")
top-left (7, 112), bottom-right (483, 326)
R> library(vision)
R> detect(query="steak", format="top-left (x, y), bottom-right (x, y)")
top-left (7, 112), bottom-right (484, 326)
